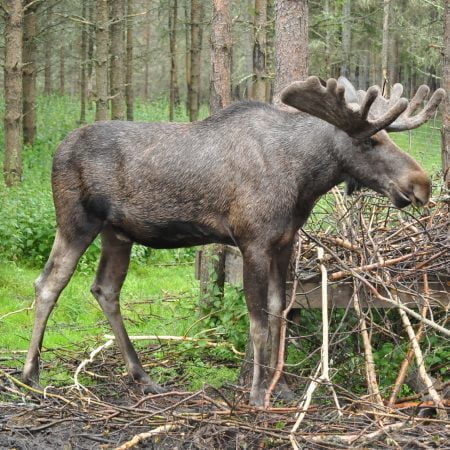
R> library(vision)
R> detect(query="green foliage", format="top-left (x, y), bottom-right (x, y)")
top-left (198, 284), bottom-right (249, 351)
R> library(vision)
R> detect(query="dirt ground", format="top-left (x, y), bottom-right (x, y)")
top-left (2, 376), bottom-right (450, 449)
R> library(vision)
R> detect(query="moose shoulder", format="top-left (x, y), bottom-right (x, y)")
top-left (23, 77), bottom-right (444, 407)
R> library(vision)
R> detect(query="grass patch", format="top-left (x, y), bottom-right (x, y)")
top-left (0, 260), bottom-right (198, 353)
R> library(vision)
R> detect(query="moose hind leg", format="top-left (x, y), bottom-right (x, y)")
top-left (90, 227), bottom-right (164, 394)
top-left (23, 227), bottom-right (99, 386)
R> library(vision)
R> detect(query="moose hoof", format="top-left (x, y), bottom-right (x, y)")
top-left (141, 381), bottom-right (166, 395)
top-left (135, 376), bottom-right (166, 395)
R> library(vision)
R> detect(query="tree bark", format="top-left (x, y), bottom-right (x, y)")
top-left (340, 0), bottom-right (351, 79)
top-left (443, 0), bottom-right (450, 189)
top-left (3, 0), bottom-right (23, 187)
top-left (43, 3), bottom-right (52, 95)
top-left (253, 0), bottom-right (267, 101)
top-left (95, 0), bottom-right (109, 121)
top-left (22, 0), bottom-right (37, 145)
top-left (125, 0), bottom-right (134, 121)
top-left (200, 0), bottom-right (232, 310)
top-left (143, 6), bottom-right (151, 100)
top-left (381, 0), bottom-right (390, 94)
top-left (210, 0), bottom-right (232, 113)
top-left (273, 0), bottom-right (308, 103)
top-left (184, 0), bottom-right (190, 112)
top-left (86, 1), bottom-right (95, 110)
top-left (169, 0), bottom-right (179, 121)
top-left (59, 43), bottom-right (65, 95)
top-left (189, 0), bottom-right (203, 121)
top-left (110, 0), bottom-right (126, 120)
top-left (80, 0), bottom-right (88, 123)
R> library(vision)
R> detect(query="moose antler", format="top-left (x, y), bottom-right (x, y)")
top-left (363, 83), bottom-right (445, 132)
top-left (281, 77), bottom-right (445, 140)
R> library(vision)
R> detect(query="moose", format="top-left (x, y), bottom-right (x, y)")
top-left (23, 77), bottom-right (444, 407)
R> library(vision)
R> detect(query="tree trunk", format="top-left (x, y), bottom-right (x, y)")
top-left (210, 0), bottom-right (232, 113)
top-left (169, 0), bottom-right (179, 121)
top-left (143, 6), bottom-right (151, 100)
top-left (87, 1), bottom-right (95, 110)
top-left (189, 0), bottom-right (203, 121)
top-left (200, 0), bottom-right (232, 310)
top-left (324, 0), bottom-right (331, 78)
top-left (252, 0), bottom-right (267, 102)
top-left (43, 4), bottom-right (52, 95)
top-left (340, 0), bottom-right (351, 78)
top-left (22, 0), bottom-right (37, 145)
top-left (443, 0), bottom-right (450, 189)
top-left (381, 0), bottom-right (390, 94)
top-left (95, 0), bottom-right (109, 121)
top-left (59, 43), bottom-right (65, 95)
top-left (273, 0), bottom-right (308, 103)
top-left (80, 0), bottom-right (88, 123)
top-left (184, 0), bottom-right (190, 112)
top-left (125, 0), bottom-right (134, 121)
top-left (110, 0), bottom-right (126, 120)
top-left (3, 0), bottom-right (23, 187)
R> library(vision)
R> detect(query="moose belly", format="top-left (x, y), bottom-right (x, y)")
top-left (113, 220), bottom-right (234, 249)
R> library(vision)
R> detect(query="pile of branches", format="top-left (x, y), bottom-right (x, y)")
top-left (298, 187), bottom-right (449, 291)
top-left (279, 186), bottom-right (450, 421)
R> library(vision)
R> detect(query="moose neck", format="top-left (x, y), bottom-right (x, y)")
top-left (286, 116), bottom-right (345, 215)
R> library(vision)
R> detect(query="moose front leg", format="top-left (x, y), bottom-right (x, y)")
top-left (242, 245), bottom-right (271, 407)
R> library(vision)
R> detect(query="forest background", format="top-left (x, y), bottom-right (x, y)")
top-left (0, 0), bottom-right (448, 400)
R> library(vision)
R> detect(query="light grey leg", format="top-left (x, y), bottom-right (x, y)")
top-left (23, 228), bottom-right (98, 386)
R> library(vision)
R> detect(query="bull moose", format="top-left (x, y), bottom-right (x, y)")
top-left (23, 77), bottom-right (444, 407)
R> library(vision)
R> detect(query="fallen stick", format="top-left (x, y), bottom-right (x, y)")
top-left (115, 421), bottom-right (184, 449)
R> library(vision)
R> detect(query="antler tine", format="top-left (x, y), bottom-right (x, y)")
top-left (388, 83), bottom-right (403, 106)
top-left (360, 86), bottom-right (380, 120)
top-left (404, 85), bottom-right (429, 116)
top-left (280, 76), bottom-right (410, 140)
top-left (386, 87), bottom-right (445, 132)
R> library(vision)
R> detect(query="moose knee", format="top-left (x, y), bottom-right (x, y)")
top-left (90, 284), bottom-right (119, 314)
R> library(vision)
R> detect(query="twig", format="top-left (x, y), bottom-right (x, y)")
top-left (290, 248), bottom-right (342, 448)
top-left (115, 421), bottom-right (185, 449)
top-left (397, 294), bottom-right (447, 420)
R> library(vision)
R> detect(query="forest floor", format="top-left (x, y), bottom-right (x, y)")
top-left (1, 343), bottom-right (449, 449)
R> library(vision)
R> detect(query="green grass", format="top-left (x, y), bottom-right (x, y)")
top-left (0, 260), bottom-right (198, 352)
